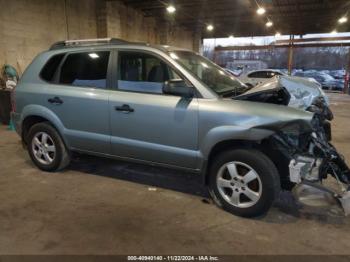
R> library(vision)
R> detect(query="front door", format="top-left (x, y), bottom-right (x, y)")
top-left (109, 51), bottom-right (199, 169)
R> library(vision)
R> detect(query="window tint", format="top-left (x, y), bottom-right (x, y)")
top-left (40, 54), bottom-right (65, 82)
top-left (117, 52), bottom-right (181, 94)
top-left (267, 71), bottom-right (278, 78)
top-left (59, 52), bottom-right (110, 88)
top-left (249, 71), bottom-right (282, 78)
top-left (248, 71), bottom-right (267, 78)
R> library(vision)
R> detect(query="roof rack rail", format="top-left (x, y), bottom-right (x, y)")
top-left (50, 38), bottom-right (129, 50)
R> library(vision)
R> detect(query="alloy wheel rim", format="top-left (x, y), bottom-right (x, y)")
top-left (216, 161), bottom-right (262, 208)
top-left (31, 132), bottom-right (56, 165)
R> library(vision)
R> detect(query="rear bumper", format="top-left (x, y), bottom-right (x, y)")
top-left (10, 112), bottom-right (21, 136)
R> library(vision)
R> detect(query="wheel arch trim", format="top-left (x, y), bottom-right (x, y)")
top-left (200, 126), bottom-right (274, 160)
top-left (20, 105), bottom-right (69, 147)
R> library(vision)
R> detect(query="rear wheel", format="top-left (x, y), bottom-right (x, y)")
top-left (208, 149), bottom-right (280, 217)
top-left (27, 122), bottom-right (70, 172)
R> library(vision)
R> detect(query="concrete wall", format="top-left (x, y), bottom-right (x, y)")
top-left (0, 0), bottom-right (98, 73)
top-left (0, 0), bottom-right (200, 74)
top-left (102, 1), bottom-right (196, 50)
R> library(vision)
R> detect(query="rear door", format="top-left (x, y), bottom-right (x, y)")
top-left (41, 50), bottom-right (112, 154)
top-left (109, 50), bottom-right (199, 169)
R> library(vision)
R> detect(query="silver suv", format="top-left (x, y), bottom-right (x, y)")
top-left (12, 39), bottom-right (350, 217)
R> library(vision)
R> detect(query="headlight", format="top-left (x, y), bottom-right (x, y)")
top-left (277, 120), bottom-right (313, 151)
top-left (307, 97), bottom-right (333, 121)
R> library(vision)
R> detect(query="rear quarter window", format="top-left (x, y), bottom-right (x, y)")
top-left (40, 54), bottom-right (65, 82)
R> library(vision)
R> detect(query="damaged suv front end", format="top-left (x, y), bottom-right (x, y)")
top-left (268, 113), bottom-right (350, 214)
top-left (169, 48), bottom-right (349, 215)
top-left (235, 76), bottom-right (334, 140)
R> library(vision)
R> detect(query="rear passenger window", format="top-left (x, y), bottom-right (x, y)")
top-left (40, 54), bottom-right (65, 82)
top-left (59, 52), bottom-right (110, 88)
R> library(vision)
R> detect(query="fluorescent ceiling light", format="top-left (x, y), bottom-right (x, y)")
top-left (228, 35), bottom-right (234, 40)
top-left (257, 7), bottom-right (266, 15)
top-left (207, 24), bottom-right (214, 31)
top-left (338, 16), bottom-right (348, 24)
top-left (166, 5), bottom-right (176, 14)
top-left (275, 32), bottom-right (281, 37)
top-left (266, 21), bottom-right (273, 27)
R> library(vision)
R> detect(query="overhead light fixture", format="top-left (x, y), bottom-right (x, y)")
top-left (275, 32), bottom-right (281, 37)
top-left (207, 24), bottom-right (214, 31)
top-left (89, 53), bottom-right (99, 59)
top-left (166, 5), bottom-right (176, 14)
top-left (266, 21), bottom-right (273, 27)
top-left (257, 7), bottom-right (266, 15)
top-left (331, 29), bottom-right (338, 35)
top-left (338, 16), bottom-right (348, 24)
top-left (228, 35), bottom-right (234, 40)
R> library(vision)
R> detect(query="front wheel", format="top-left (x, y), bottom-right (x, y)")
top-left (208, 149), bottom-right (280, 217)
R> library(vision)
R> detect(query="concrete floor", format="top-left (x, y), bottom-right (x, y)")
top-left (0, 93), bottom-right (350, 255)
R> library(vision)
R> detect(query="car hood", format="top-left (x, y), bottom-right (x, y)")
top-left (234, 76), bottom-right (328, 109)
top-left (214, 98), bottom-right (314, 134)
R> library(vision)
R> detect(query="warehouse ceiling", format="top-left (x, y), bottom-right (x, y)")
top-left (119, 0), bottom-right (350, 37)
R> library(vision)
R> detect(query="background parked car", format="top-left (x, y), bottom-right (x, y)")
top-left (294, 71), bottom-right (344, 91)
top-left (329, 70), bottom-right (345, 80)
top-left (238, 69), bottom-right (286, 87)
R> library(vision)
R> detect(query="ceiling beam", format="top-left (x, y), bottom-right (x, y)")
top-left (215, 42), bottom-right (350, 51)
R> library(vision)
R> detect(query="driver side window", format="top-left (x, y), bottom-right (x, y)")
top-left (117, 51), bottom-right (181, 94)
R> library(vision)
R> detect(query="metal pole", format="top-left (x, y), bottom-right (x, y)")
top-left (213, 38), bottom-right (217, 64)
top-left (344, 49), bottom-right (350, 95)
top-left (288, 34), bottom-right (294, 75)
top-left (63, 0), bottom-right (70, 40)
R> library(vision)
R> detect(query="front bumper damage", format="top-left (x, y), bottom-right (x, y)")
top-left (286, 132), bottom-right (350, 215)
top-left (263, 100), bottom-right (350, 215)
top-left (289, 154), bottom-right (350, 215)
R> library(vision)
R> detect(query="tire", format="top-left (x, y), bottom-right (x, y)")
top-left (27, 122), bottom-right (70, 172)
top-left (208, 149), bottom-right (280, 218)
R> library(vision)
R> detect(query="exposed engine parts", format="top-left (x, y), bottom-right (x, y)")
top-left (282, 109), bottom-right (350, 215)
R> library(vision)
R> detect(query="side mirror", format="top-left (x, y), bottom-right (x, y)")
top-left (163, 79), bottom-right (194, 98)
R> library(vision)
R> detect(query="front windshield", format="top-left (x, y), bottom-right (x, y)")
top-left (169, 51), bottom-right (248, 96)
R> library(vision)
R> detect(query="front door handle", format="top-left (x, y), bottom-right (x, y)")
top-left (48, 97), bottom-right (63, 105)
top-left (115, 104), bottom-right (134, 113)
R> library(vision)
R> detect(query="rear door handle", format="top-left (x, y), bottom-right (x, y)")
top-left (48, 97), bottom-right (63, 105)
top-left (115, 104), bottom-right (134, 113)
